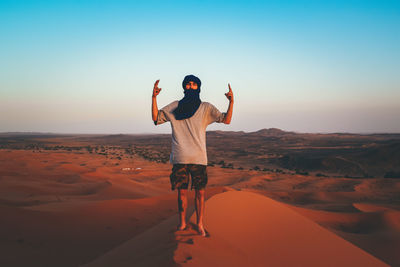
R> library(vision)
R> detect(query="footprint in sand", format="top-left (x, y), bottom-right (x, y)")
top-left (184, 255), bottom-right (193, 262)
top-left (185, 238), bottom-right (194, 244)
top-left (174, 222), bottom-right (210, 249)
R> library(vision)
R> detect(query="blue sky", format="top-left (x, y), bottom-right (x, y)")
top-left (1, 0), bottom-right (399, 133)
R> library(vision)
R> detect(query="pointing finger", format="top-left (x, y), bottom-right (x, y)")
top-left (228, 83), bottom-right (232, 92)
top-left (154, 80), bottom-right (160, 86)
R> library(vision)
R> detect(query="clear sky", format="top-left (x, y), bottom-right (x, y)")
top-left (1, 0), bottom-right (399, 134)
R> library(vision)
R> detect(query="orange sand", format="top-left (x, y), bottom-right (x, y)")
top-left (83, 190), bottom-right (387, 267)
top-left (1, 149), bottom-right (399, 266)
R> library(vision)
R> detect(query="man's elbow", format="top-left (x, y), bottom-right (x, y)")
top-left (223, 118), bottom-right (231, 124)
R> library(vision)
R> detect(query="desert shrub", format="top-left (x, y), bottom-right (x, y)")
top-left (220, 163), bottom-right (234, 169)
top-left (86, 146), bottom-right (93, 153)
top-left (384, 171), bottom-right (400, 178)
top-left (295, 169), bottom-right (309, 175)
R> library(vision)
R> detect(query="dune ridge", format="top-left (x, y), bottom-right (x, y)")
top-left (83, 190), bottom-right (388, 267)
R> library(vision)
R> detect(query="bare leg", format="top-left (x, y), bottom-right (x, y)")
top-left (195, 189), bottom-right (206, 236)
top-left (177, 188), bottom-right (188, 230)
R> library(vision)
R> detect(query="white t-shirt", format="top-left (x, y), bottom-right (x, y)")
top-left (155, 101), bottom-right (226, 165)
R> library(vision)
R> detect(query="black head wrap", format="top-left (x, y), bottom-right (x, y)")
top-left (173, 75), bottom-right (202, 120)
top-left (181, 75), bottom-right (201, 89)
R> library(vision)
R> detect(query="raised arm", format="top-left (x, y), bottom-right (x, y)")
top-left (152, 79), bottom-right (162, 122)
top-left (223, 83), bottom-right (234, 124)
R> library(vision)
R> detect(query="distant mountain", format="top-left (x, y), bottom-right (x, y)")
top-left (248, 128), bottom-right (295, 136)
top-left (207, 128), bottom-right (295, 137)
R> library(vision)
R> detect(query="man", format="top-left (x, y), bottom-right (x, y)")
top-left (151, 74), bottom-right (234, 236)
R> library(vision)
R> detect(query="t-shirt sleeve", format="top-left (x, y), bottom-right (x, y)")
top-left (207, 103), bottom-right (226, 125)
top-left (154, 109), bottom-right (169, 125)
top-left (154, 102), bottom-right (175, 125)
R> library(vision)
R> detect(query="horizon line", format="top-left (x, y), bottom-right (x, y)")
top-left (1, 128), bottom-right (400, 136)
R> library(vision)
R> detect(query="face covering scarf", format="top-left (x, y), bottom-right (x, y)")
top-left (173, 88), bottom-right (201, 120)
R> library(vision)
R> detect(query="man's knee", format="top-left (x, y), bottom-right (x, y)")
top-left (195, 189), bottom-right (205, 198)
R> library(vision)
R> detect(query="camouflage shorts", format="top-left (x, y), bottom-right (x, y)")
top-left (170, 164), bottom-right (208, 191)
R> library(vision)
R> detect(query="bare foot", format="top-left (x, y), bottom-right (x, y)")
top-left (176, 223), bottom-right (187, 231)
top-left (197, 224), bottom-right (206, 237)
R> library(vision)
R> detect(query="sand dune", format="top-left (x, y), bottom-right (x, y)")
top-left (285, 202), bottom-right (400, 266)
top-left (1, 147), bottom-right (399, 266)
top-left (83, 190), bottom-right (387, 267)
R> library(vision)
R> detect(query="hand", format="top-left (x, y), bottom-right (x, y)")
top-left (152, 79), bottom-right (162, 97)
top-left (225, 83), bottom-right (234, 102)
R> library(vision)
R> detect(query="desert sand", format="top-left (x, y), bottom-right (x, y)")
top-left (83, 190), bottom-right (387, 267)
top-left (1, 132), bottom-right (399, 266)
top-left (0, 149), bottom-right (227, 266)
